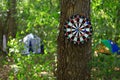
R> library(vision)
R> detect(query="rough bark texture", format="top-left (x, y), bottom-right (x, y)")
top-left (57, 0), bottom-right (91, 80)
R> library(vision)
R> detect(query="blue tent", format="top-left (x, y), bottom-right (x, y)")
top-left (23, 33), bottom-right (44, 54)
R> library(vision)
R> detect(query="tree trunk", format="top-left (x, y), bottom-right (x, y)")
top-left (0, 20), bottom-right (4, 52)
top-left (57, 0), bottom-right (91, 80)
top-left (0, 0), bottom-right (17, 53)
top-left (7, 0), bottom-right (17, 38)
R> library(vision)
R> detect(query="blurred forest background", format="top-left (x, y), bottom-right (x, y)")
top-left (0, 0), bottom-right (120, 80)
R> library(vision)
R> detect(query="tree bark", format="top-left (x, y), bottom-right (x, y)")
top-left (7, 0), bottom-right (17, 38)
top-left (0, 0), bottom-right (17, 53)
top-left (57, 0), bottom-right (91, 80)
top-left (0, 19), bottom-right (4, 52)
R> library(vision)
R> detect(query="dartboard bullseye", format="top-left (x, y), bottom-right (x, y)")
top-left (64, 14), bottom-right (92, 44)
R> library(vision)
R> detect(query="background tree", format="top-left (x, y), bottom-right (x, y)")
top-left (0, 0), bottom-right (7, 52)
top-left (0, 0), bottom-right (17, 53)
top-left (7, 0), bottom-right (17, 38)
top-left (0, 19), bottom-right (4, 52)
top-left (57, 0), bottom-right (91, 80)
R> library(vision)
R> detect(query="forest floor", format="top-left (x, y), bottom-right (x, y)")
top-left (0, 53), bottom-right (120, 80)
top-left (0, 54), bottom-right (11, 79)
top-left (0, 64), bottom-right (11, 80)
top-left (0, 53), bottom-right (55, 80)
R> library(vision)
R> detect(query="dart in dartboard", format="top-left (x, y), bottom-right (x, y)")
top-left (64, 14), bottom-right (92, 45)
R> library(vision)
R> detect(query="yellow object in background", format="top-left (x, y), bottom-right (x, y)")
top-left (95, 43), bottom-right (111, 55)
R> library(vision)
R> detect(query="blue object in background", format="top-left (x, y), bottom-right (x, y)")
top-left (23, 33), bottom-right (44, 54)
top-left (108, 40), bottom-right (120, 55)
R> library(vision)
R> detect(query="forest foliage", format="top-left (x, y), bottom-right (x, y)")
top-left (0, 0), bottom-right (120, 80)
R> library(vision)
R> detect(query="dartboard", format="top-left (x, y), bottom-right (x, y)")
top-left (64, 14), bottom-right (92, 44)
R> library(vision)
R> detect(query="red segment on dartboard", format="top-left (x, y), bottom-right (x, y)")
top-left (70, 19), bottom-right (74, 23)
top-left (65, 32), bottom-right (68, 36)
